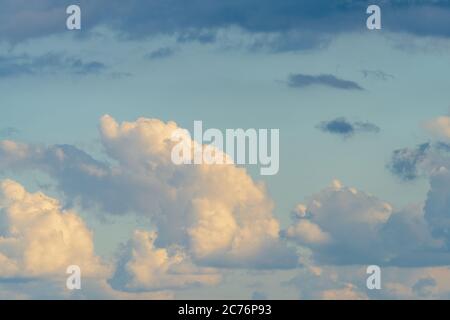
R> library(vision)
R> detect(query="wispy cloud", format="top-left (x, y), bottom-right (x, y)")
top-left (361, 69), bottom-right (395, 81)
top-left (0, 53), bottom-right (107, 78)
top-left (287, 74), bottom-right (363, 91)
top-left (0, 127), bottom-right (19, 138)
top-left (144, 47), bottom-right (176, 60)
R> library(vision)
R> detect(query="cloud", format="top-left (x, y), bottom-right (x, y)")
top-left (0, 179), bottom-right (222, 298)
top-left (248, 30), bottom-right (331, 53)
top-left (412, 277), bottom-right (437, 297)
top-left (387, 142), bottom-right (450, 181)
top-left (424, 168), bottom-right (450, 247)
top-left (70, 59), bottom-right (106, 75)
top-left (144, 47), bottom-right (176, 60)
top-left (288, 264), bottom-right (450, 299)
top-left (0, 115), bottom-right (297, 269)
top-left (317, 117), bottom-right (380, 137)
top-left (0, 53), bottom-right (106, 78)
top-left (0, 179), bottom-right (105, 278)
top-left (287, 265), bottom-right (368, 300)
top-left (0, 276), bottom-right (174, 300)
top-left (4, 1), bottom-right (450, 51)
top-left (373, 266), bottom-right (450, 299)
top-left (361, 69), bottom-right (395, 81)
top-left (286, 180), bottom-right (392, 265)
top-left (287, 74), bottom-right (363, 91)
top-left (110, 230), bottom-right (221, 292)
top-left (388, 135), bottom-right (450, 256)
top-left (285, 180), bottom-right (447, 267)
top-left (320, 284), bottom-right (367, 300)
top-left (424, 116), bottom-right (450, 140)
top-left (0, 277), bottom-right (176, 300)
top-left (176, 30), bottom-right (216, 44)
top-left (286, 220), bottom-right (331, 245)
top-left (251, 291), bottom-right (268, 300)
top-left (64, 278), bottom-right (174, 300)
top-left (0, 128), bottom-right (19, 138)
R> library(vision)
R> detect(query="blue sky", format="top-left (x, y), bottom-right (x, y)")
top-left (2, 0), bottom-right (450, 299)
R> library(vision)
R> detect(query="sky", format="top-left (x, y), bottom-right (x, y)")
top-left (2, 0), bottom-right (450, 299)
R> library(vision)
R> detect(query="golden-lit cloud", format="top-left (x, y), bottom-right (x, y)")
top-left (0, 115), bottom-right (297, 268)
top-left (0, 179), bottom-right (105, 278)
top-left (111, 230), bottom-right (221, 291)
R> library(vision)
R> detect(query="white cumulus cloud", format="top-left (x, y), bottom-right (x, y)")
top-left (0, 179), bottom-right (105, 278)
top-left (0, 115), bottom-right (297, 269)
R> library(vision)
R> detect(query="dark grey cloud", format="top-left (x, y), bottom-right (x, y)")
top-left (3, 1), bottom-right (450, 52)
top-left (317, 117), bottom-right (380, 137)
top-left (287, 74), bottom-right (363, 90)
top-left (144, 47), bottom-right (176, 60)
top-left (387, 142), bottom-right (450, 181)
top-left (0, 0), bottom-right (362, 46)
top-left (388, 143), bottom-right (432, 181)
top-left (0, 53), bottom-right (106, 78)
